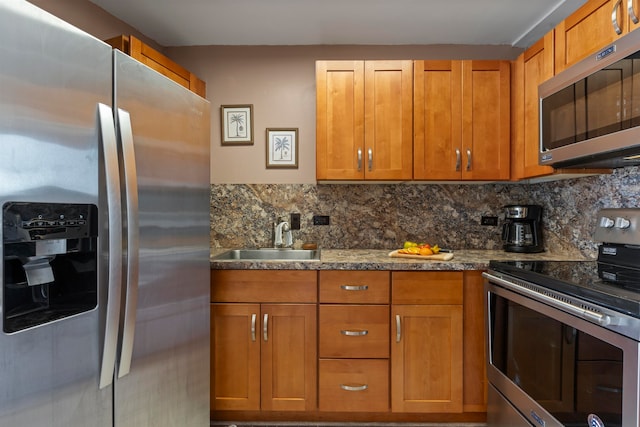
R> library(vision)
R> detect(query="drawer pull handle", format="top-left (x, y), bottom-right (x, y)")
top-left (596, 385), bottom-right (622, 394)
top-left (395, 314), bottom-right (402, 342)
top-left (340, 383), bottom-right (368, 392)
top-left (341, 329), bottom-right (368, 336)
top-left (251, 313), bottom-right (257, 342)
top-left (340, 284), bottom-right (369, 291)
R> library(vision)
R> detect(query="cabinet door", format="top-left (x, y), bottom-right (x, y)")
top-left (391, 304), bottom-right (463, 413)
top-left (261, 304), bottom-right (317, 411)
top-left (511, 33), bottom-right (556, 180)
top-left (461, 60), bottom-right (511, 180)
top-left (414, 60), bottom-right (463, 180)
top-left (364, 60), bottom-right (414, 180)
top-left (316, 61), bottom-right (365, 180)
top-left (211, 303), bottom-right (260, 411)
top-left (555, 0), bottom-right (623, 73)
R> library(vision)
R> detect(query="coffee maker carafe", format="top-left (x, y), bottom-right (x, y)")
top-left (502, 205), bottom-right (544, 253)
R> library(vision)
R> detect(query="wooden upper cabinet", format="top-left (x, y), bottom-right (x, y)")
top-left (554, 0), bottom-right (625, 73)
top-left (316, 60), bottom-right (413, 181)
top-left (413, 60), bottom-right (462, 180)
top-left (511, 32), bottom-right (556, 180)
top-left (105, 35), bottom-right (206, 98)
top-left (414, 60), bottom-right (510, 180)
top-left (316, 61), bottom-right (365, 180)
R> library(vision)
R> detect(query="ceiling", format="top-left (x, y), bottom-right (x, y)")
top-left (89, 0), bottom-right (587, 49)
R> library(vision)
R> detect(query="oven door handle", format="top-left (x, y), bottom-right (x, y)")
top-left (483, 272), bottom-right (617, 326)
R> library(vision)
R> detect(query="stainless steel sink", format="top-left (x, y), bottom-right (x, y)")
top-left (212, 248), bottom-right (321, 261)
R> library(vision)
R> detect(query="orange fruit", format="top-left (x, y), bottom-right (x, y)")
top-left (419, 247), bottom-right (433, 256)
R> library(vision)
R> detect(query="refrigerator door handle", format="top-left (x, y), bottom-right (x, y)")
top-left (97, 103), bottom-right (124, 389)
top-left (116, 108), bottom-right (140, 379)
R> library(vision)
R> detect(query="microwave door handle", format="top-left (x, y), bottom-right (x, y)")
top-left (115, 108), bottom-right (140, 379)
top-left (629, 0), bottom-right (639, 23)
top-left (613, 0), bottom-right (623, 35)
top-left (97, 103), bottom-right (124, 390)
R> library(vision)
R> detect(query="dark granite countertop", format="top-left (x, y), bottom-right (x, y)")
top-left (210, 248), bottom-right (588, 271)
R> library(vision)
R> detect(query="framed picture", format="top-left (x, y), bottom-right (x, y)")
top-left (266, 128), bottom-right (298, 169)
top-left (220, 104), bottom-right (253, 145)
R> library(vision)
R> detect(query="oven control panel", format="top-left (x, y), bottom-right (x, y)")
top-left (594, 208), bottom-right (640, 245)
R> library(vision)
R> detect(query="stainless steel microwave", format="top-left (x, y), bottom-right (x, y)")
top-left (539, 29), bottom-right (640, 169)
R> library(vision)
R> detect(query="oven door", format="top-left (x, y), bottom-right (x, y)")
top-left (484, 274), bottom-right (640, 427)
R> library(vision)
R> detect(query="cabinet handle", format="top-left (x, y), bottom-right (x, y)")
top-left (466, 149), bottom-right (472, 171)
top-left (340, 284), bottom-right (369, 291)
top-left (629, 0), bottom-right (639, 24)
top-left (395, 314), bottom-right (402, 342)
top-left (368, 148), bottom-right (373, 171)
top-left (341, 329), bottom-right (369, 336)
top-left (595, 385), bottom-right (622, 394)
top-left (340, 384), bottom-right (368, 392)
top-left (455, 149), bottom-right (461, 171)
top-left (263, 313), bottom-right (269, 341)
top-left (357, 148), bottom-right (362, 171)
top-left (251, 313), bottom-right (257, 342)
top-left (613, 0), bottom-right (623, 34)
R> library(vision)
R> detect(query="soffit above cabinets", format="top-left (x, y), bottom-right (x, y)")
top-left (88, 0), bottom-right (587, 48)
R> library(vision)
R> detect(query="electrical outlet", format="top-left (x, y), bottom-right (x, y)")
top-left (290, 213), bottom-right (301, 230)
top-left (313, 215), bottom-right (330, 225)
top-left (481, 216), bottom-right (499, 226)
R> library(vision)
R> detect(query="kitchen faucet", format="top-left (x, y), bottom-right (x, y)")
top-left (273, 216), bottom-right (292, 248)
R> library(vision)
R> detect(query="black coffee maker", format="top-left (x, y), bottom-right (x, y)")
top-left (502, 204), bottom-right (544, 253)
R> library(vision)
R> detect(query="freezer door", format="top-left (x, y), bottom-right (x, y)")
top-left (113, 51), bottom-right (211, 426)
top-left (0, 2), bottom-right (113, 427)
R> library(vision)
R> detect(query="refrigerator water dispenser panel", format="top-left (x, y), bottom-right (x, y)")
top-left (2, 202), bottom-right (98, 333)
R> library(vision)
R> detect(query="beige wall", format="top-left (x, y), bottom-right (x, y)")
top-left (168, 44), bottom-right (522, 184)
top-left (27, 0), bottom-right (523, 184)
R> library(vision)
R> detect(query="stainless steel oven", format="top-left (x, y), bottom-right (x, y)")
top-left (483, 208), bottom-right (640, 427)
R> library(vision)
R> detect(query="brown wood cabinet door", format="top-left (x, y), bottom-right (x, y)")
top-left (555, 0), bottom-right (622, 74)
top-left (316, 61), bottom-right (365, 180)
top-left (414, 60), bottom-right (463, 180)
top-left (364, 60), bottom-right (414, 180)
top-left (511, 33), bottom-right (556, 180)
top-left (261, 304), bottom-right (317, 411)
top-left (211, 303), bottom-right (261, 411)
top-left (461, 60), bottom-right (511, 180)
top-left (391, 304), bottom-right (463, 413)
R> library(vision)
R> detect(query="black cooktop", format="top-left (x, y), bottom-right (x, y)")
top-left (488, 259), bottom-right (640, 319)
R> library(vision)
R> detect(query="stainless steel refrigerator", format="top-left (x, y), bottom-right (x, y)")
top-left (0, 2), bottom-right (211, 426)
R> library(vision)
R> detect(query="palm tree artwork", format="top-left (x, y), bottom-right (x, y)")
top-left (273, 135), bottom-right (291, 160)
top-left (228, 113), bottom-right (246, 138)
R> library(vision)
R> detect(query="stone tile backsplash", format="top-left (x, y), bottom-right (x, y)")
top-left (210, 166), bottom-right (640, 258)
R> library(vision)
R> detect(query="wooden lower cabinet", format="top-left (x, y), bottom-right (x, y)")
top-left (211, 269), bottom-right (486, 423)
top-left (391, 271), bottom-right (464, 413)
top-left (211, 270), bottom-right (317, 413)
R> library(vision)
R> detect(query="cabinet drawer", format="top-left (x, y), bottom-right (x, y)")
top-left (319, 305), bottom-right (389, 358)
top-left (319, 271), bottom-right (390, 303)
top-left (319, 358), bottom-right (389, 412)
top-left (392, 271), bottom-right (463, 304)
top-left (211, 270), bottom-right (317, 303)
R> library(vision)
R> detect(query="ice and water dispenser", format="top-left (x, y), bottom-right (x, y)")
top-left (2, 202), bottom-right (98, 333)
